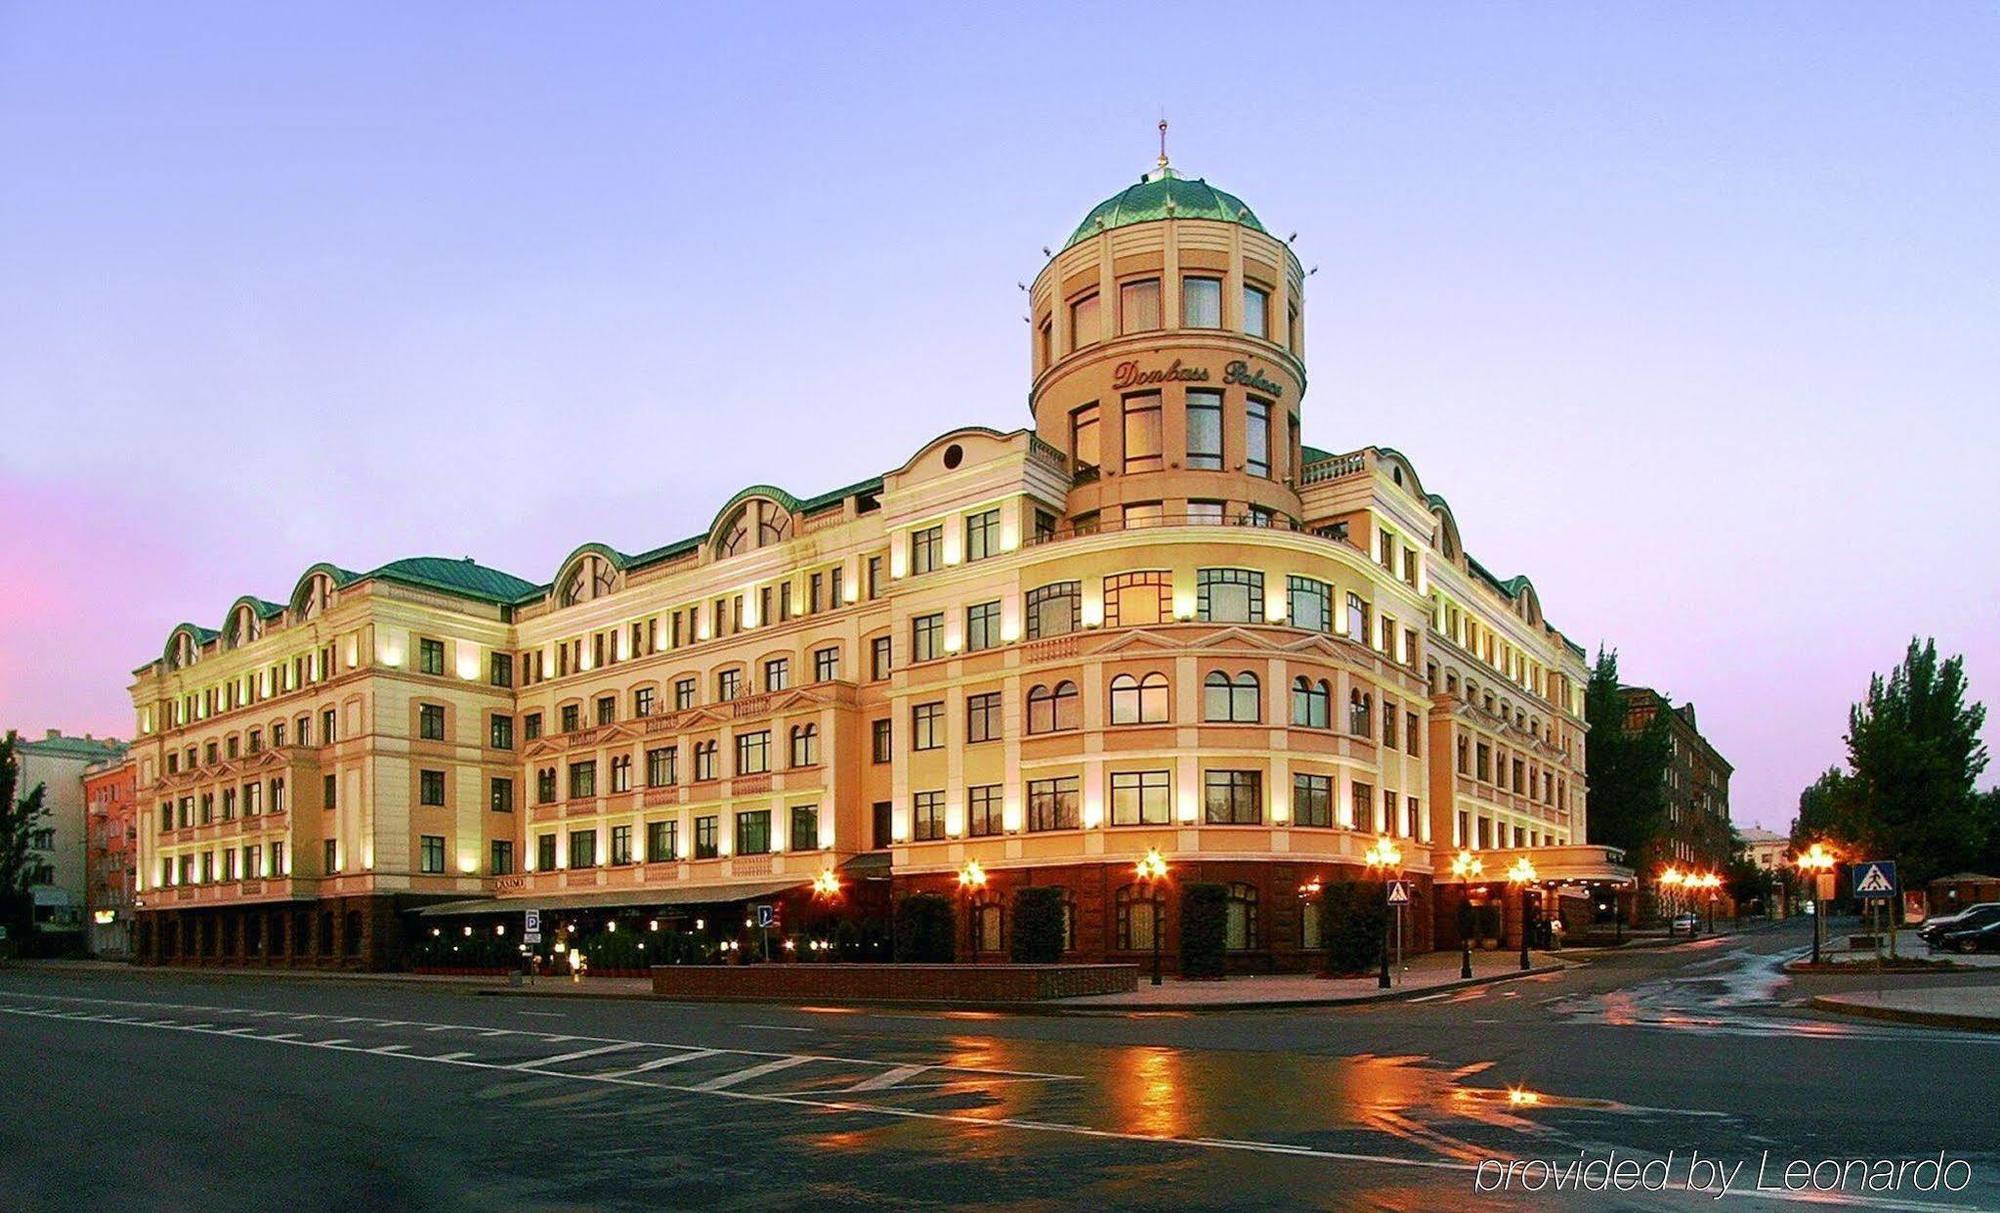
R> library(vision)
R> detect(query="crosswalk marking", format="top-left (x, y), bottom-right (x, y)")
top-left (693, 1055), bottom-right (812, 1091)
top-left (513, 1042), bottom-right (641, 1070)
top-left (597, 1049), bottom-right (722, 1078)
top-left (844, 1064), bottom-right (930, 1093)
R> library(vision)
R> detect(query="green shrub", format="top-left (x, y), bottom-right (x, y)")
top-left (1318, 881), bottom-right (1388, 976)
top-left (1179, 883), bottom-right (1228, 978)
top-left (1475, 903), bottom-right (1502, 943)
top-left (1455, 897), bottom-right (1475, 941)
top-left (1010, 886), bottom-right (1067, 963)
top-left (894, 893), bottom-right (956, 963)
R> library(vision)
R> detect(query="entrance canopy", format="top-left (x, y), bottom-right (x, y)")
top-left (413, 879), bottom-right (806, 918)
top-left (1448, 844), bottom-right (1634, 887)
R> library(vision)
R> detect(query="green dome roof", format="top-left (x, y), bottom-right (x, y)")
top-left (1064, 166), bottom-right (1264, 250)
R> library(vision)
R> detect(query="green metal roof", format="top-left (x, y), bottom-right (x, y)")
top-left (1301, 444), bottom-right (1337, 466)
top-left (15, 733), bottom-right (126, 760)
top-left (366, 557), bottom-right (541, 605)
top-left (1065, 167), bottom-right (1264, 250)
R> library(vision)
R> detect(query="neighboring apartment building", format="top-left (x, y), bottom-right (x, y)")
top-left (1739, 826), bottom-right (1787, 873)
top-left (84, 755), bottom-right (139, 956)
top-left (127, 153), bottom-right (1627, 972)
top-left (1622, 687), bottom-right (1734, 872)
top-left (13, 731), bottom-right (126, 949)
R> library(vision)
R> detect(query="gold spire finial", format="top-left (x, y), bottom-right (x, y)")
top-left (1157, 113), bottom-right (1170, 169)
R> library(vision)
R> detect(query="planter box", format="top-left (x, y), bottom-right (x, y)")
top-left (650, 962), bottom-right (1138, 1003)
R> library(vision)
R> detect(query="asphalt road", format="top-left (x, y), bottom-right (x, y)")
top-left (1, 919), bottom-right (1994, 1211)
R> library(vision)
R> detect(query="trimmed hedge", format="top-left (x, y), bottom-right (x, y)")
top-left (1317, 881), bottom-right (1389, 976)
top-left (1179, 882), bottom-right (1228, 978)
top-left (894, 892), bottom-right (956, 963)
top-left (1010, 886), bottom-right (1066, 963)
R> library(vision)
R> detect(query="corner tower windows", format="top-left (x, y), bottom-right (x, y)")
top-left (1246, 399), bottom-right (1272, 478)
top-left (1186, 390), bottom-right (1222, 469)
top-left (1122, 393), bottom-right (1162, 473)
top-left (1182, 276), bottom-right (1222, 327)
top-left (1120, 277), bottom-right (1160, 332)
top-left (1069, 292), bottom-right (1100, 351)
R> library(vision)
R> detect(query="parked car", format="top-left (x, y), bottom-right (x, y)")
top-left (1936, 919), bottom-right (2000, 954)
top-left (1920, 902), bottom-right (2000, 945)
top-left (1670, 912), bottom-right (1699, 935)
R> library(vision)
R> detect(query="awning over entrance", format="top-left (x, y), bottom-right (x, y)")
top-left (1458, 844), bottom-right (1635, 887)
top-left (413, 878), bottom-right (807, 918)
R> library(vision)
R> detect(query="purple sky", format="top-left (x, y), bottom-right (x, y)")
top-left (4, 5), bottom-right (1995, 831)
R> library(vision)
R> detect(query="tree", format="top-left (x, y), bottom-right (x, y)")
top-left (1009, 887), bottom-right (1066, 963)
top-left (1843, 638), bottom-right (1990, 885)
top-left (1583, 648), bottom-right (1673, 870)
top-left (892, 893), bottom-right (955, 963)
top-left (1792, 767), bottom-right (1871, 854)
top-left (0, 731), bottom-right (51, 946)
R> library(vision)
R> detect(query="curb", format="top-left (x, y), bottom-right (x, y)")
top-left (1808, 995), bottom-right (2000, 1034)
top-left (473, 960), bottom-right (1573, 1015)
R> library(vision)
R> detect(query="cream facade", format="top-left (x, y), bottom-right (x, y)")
top-left (128, 156), bottom-right (1622, 971)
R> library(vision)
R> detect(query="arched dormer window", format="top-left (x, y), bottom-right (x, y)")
top-left (224, 604), bottom-right (263, 650)
top-left (716, 498), bottom-right (792, 559)
top-left (167, 629), bottom-right (201, 672)
top-left (559, 554), bottom-right (618, 609)
top-left (298, 573), bottom-right (336, 621)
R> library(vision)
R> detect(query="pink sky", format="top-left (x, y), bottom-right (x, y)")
top-left (3, 5), bottom-right (1996, 832)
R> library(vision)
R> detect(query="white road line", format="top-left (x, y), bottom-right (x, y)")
top-left (843, 1064), bottom-right (930, 1093)
top-left (693, 1055), bottom-right (814, 1091)
top-left (370, 1044), bottom-right (409, 1055)
top-left (739, 1023), bottom-right (815, 1033)
top-left (318, 1039), bottom-right (350, 1046)
top-left (597, 1050), bottom-right (723, 1078)
top-left (515, 1011), bottom-right (565, 1018)
top-left (1404, 991), bottom-right (1457, 1004)
top-left (0, 1002), bottom-right (1981, 1209)
top-left (434, 1051), bottom-right (475, 1061)
top-left (512, 1042), bottom-right (641, 1070)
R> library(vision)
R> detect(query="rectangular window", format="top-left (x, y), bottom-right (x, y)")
top-left (1120, 276), bottom-right (1160, 332)
top-left (419, 835), bottom-right (445, 874)
top-left (1197, 568), bottom-right (1263, 623)
top-left (1025, 581), bottom-right (1080, 639)
top-left (1242, 284), bottom-right (1270, 339)
top-left (735, 731), bottom-right (770, 775)
top-left (1245, 399), bottom-right (1271, 477)
top-left (419, 703), bottom-right (446, 741)
top-left (966, 691), bottom-right (1002, 743)
top-left (568, 760), bottom-right (597, 800)
top-left (611, 754), bottom-right (632, 793)
top-left (489, 652), bottom-right (512, 687)
top-left (1385, 788), bottom-right (1399, 836)
top-left (674, 678), bottom-right (696, 710)
top-left (1173, 271), bottom-right (1224, 326)
top-left (322, 774), bottom-right (336, 811)
top-left (491, 840), bottom-right (514, 875)
top-left (647, 820), bottom-right (677, 863)
top-left (490, 777), bottom-right (514, 813)
top-left (561, 704), bottom-right (580, 733)
top-left (633, 686), bottom-right (654, 718)
top-left (523, 712), bottom-right (542, 741)
top-left (867, 554), bottom-right (884, 600)
top-left (910, 525), bottom-right (944, 575)
top-left (1292, 773), bottom-right (1333, 827)
top-left (1110, 770), bottom-right (1171, 826)
top-left (1204, 770), bottom-right (1263, 825)
top-left (1121, 392), bottom-right (1163, 473)
top-left (489, 713), bottom-right (513, 750)
top-left (323, 839), bottom-right (339, 874)
top-left (537, 833), bottom-right (557, 871)
top-left (965, 509), bottom-right (1000, 562)
top-left (813, 646), bottom-right (840, 682)
top-left (911, 702), bottom-right (944, 751)
top-left (763, 658), bottom-right (789, 693)
top-left (1352, 781), bottom-right (1374, 832)
top-left (1287, 576), bottom-right (1331, 633)
top-left (967, 784), bottom-right (1002, 837)
top-left (647, 746), bottom-right (677, 787)
top-left (965, 600), bottom-right (1001, 652)
top-left (1346, 593), bottom-right (1369, 641)
top-left (872, 801), bottom-right (893, 850)
top-left (1185, 389), bottom-right (1223, 469)
top-left (1406, 712), bottom-right (1421, 756)
top-left (1070, 403), bottom-right (1100, 469)
top-left (1103, 571), bottom-right (1171, 627)
top-left (419, 769), bottom-right (445, 807)
top-left (1027, 776), bottom-right (1080, 832)
top-left (911, 791), bottom-right (945, 841)
top-left (790, 804), bottom-right (819, 851)
top-left (569, 830), bottom-right (597, 869)
top-left (735, 810), bottom-right (771, 855)
top-left (716, 668), bottom-right (742, 702)
top-left (911, 612), bottom-right (944, 663)
top-left (870, 635), bottom-right (893, 680)
top-left (610, 824), bottom-right (632, 866)
top-left (1069, 291), bottom-right (1099, 350)
top-left (419, 638), bottom-right (445, 676)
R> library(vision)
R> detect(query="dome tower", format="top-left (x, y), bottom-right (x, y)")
top-left (1029, 134), bottom-right (1306, 531)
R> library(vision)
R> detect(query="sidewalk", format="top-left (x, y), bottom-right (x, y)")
top-left (1043, 949), bottom-right (1567, 1011)
top-left (1810, 987), bottom-right (2000, 1033)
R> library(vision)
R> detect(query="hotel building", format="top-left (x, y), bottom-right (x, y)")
top-left (127, 154), bottom-right (1629, 971)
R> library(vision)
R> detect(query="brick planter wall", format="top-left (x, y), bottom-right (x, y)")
top-left (650, 963), bottom-right (1138, 1003)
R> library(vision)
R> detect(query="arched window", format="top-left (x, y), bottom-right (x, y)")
top-left (1290, 677), bottom-right (1330, 728)
top-left (716, 500), bottom-right (792, 559)
top-left (789, 723), bottom-right (819, 768)
top-left (1028, 681), bottom-right (1080, 734)
top-left (298, 573), bottom-right (335, 621)
top-left (1111, 672), bottom-right (1170, 725)
top-left (975, 897), bottom-right (1005, 954)
top-left (1203, 671), bottom-right (1260, 723)
top-left (1115, 884), bottom-right (1160, 952)
top-left (1349, 689), bottom-right (1373, 736)
top-left (1301, 891), bottom-right (1324, 949)
top-left (1226, 883), bottom-right (1259, 951)
top-left (559, 555), bottom-right (618, 608)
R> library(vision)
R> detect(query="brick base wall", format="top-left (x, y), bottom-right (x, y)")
top-left (650, 962), bottom-right (1138, 1002)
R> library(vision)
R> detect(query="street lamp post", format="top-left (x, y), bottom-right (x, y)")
top-left (1364, 837), bottom-right (1402, 990)
top-left (1659, 866), bottom-right (1684, 936)
top-left (1507, 857), bottom-right (1538, 971)
top-left (1702, 872), bottom-right (1720, 934)
top-left (1450, 850), bottom-right (1483, 980)
top-left (1796, 843), bottom-right (1838, 965)
top-left (956, 860), bottom-right (986, 964)
top-left (811, 869), bottom-right (841, 962)
top-left (1136, 848), bottom-right (1169, 986)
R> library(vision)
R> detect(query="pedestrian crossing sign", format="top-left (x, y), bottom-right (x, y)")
top-left (1386, 881), bottom-right (1411, 906)
top-left (1851, 861), bottom-right (1897, 899)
